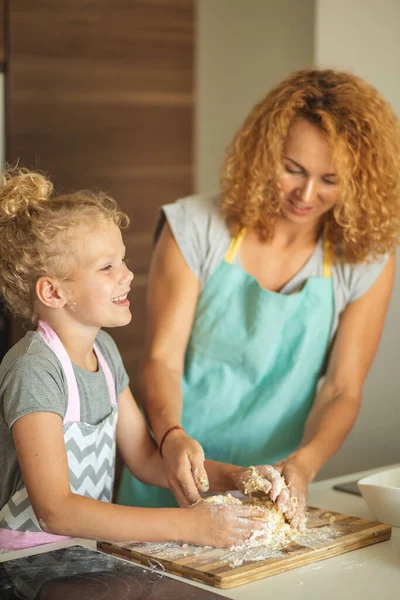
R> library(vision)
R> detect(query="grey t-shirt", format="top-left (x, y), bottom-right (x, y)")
top-left (161, 192), bottom-right (388, 341)
top-left (0, 329), bottom-right (129, 510)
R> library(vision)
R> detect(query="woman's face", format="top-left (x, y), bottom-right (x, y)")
top-left (279, 118), bottom-right (339, 226)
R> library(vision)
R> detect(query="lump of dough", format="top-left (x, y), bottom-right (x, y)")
top-left (204, 494), bottom-right (297, 548)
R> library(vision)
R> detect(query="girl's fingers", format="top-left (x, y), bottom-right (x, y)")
top-left (232, 505), bottom-right (266, 519)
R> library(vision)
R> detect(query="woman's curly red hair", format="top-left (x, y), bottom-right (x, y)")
top-left (221, 69), bottom-right (400, 263)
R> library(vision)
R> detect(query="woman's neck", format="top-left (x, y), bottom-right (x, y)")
top-left (271, 215), bottom-right (323, 249)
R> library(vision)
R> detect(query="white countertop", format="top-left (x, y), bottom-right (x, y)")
top-left (1, 464), bottom-right (399, 599)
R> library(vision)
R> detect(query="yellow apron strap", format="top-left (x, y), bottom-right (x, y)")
top-left (224, 228), bottom-right (246, 264)
top-left (323, 235), bottom-right (332, 279)
top-left (225, 227), bottom-right (332, 277)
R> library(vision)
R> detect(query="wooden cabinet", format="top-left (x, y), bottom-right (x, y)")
top-left (0, 0), bottom-right (5, 71)
top-left (6, 0), bottom-right (194, 394)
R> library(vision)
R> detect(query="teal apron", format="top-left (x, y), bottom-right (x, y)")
top-left (118, 231), bottom-right (334, 507)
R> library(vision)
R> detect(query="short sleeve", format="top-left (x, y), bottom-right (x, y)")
top-left (2, 355), bottom-right (66, 429)
top-left (157, 193), bottom-right (230, 287)
top-left (161, 196), bottom-right (211, 280)
top-left (347, 254), bottom-right (390, 303)
top-left (96, 330), bottom-right (129, 395)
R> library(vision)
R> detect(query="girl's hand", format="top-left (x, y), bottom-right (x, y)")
top-left (161, 429), bottom-right (209, 506)
top-left (179, 501), bottom-right (267, 547)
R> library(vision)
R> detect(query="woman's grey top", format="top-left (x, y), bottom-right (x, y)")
top-left (160, 192), bottom-right (389, 342)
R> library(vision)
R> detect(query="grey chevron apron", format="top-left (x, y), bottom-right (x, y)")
top-left (0, 320), bottom-right (117, 550)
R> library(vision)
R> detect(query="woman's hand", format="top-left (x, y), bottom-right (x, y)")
top-left (179, 501), bottom-right (267, 547)
top-left (234, 460), bottom-right (309, 530)
top-left (273, 455), bottom-right (310, 530)
top-left (234, 465), bottom-right (285, 498)
top-left (161, 429), bottom-right (209, 506)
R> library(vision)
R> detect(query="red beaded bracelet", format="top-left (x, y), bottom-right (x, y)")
top-left (159, 425), bottom-right (184, 457)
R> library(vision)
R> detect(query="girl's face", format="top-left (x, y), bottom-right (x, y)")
top-left (62, 219), bottom-right (134, 330)
top-left (279, 118), bottom-right (339, 226)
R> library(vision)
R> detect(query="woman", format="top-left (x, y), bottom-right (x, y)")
top-left (118, 69), bottom-right (400, 524)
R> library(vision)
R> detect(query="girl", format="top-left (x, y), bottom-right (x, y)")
top-left (0, 168), bottom-right (266, 551)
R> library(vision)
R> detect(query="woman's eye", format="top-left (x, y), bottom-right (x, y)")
top-left (285, 166), bottom-right (302, 175)
top-left (322, 178), bottom-right (337, 185)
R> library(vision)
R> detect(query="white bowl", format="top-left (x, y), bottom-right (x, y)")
top-left (358, 467), bottom-right (400, 527)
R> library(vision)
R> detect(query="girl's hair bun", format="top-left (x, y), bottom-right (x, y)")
top-left (0, 166), bottom-right (53, 220)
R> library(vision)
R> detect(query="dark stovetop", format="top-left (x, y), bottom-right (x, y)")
top-left (0, 545), bottom-right (227, 600)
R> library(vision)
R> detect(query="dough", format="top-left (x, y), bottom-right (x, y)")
top-left (204, 493), bottom-right (297, 547)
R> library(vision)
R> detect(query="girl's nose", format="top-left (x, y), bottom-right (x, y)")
top-left (122, 264), bottom-right (134, 284)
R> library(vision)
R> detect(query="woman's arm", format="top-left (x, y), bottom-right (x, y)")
top-left (138, 223), bottom-right (211, 505)
top-left (274, 254), bottom-right (396, 521)
top-left (118, 377), bottom-right (244, 495)
top-left (11, 411), bottom-right (265, 547)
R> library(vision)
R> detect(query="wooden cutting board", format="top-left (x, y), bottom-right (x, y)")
top-left (98, 507), bottom-right (391, 589)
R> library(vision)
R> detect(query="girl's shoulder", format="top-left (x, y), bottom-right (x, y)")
top-left (0, 332), bottom-right (67, 429)
top-left (0, 331), bottom-right (65, 380)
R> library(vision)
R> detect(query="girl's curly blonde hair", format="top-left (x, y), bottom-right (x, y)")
top-left (221, 68), bottom-right (400, 263)
top-left (0, 167), bottom-right (129, 328)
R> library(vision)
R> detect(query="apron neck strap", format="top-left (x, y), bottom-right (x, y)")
top-left (224, 228), bottom-right (247, 264)
top-left (224, 227), bottom-right (332, 278)
top-left (37, 320), bottom-right (117, 421)
top-left (322, 234), bottom-right (332, 279)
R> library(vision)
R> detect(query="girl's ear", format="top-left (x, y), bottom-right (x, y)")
top-left (35, 276), bottom-right (68, 309)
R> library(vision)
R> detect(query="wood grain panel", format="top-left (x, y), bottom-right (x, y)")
top-left (7, 0), bottom-right (194, 493)
top-left (7, 0), bottom-right (194, 377)
top-left (98, 506), bottom-right (392, 589)
top-left (0, 0), bottom-right (5, 71)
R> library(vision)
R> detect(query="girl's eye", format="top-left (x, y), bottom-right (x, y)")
top-left (101, 264), bottom-right (112, 271)
top-left (322, 178), bottom-right (337, 185)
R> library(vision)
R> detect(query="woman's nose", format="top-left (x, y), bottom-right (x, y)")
top-left (296, 178), bottom-right (318, 205)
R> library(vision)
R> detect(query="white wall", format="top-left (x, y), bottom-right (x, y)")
top-left (315, 0), bottom-right (400, 479)
top-left (196, 0), bottom-right (315, 193)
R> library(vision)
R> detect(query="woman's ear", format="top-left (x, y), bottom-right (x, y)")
top-left (35, 276), bottom-right (69, 309)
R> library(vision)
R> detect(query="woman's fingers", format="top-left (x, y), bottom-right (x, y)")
top-left (162, 434), bottom-right (208, 505)
top-left (276, 486), bottom-right (291, 515)
top-left (191, 450), bottom-right (209, 493)
top-left (169, 462), bottom-right (203, 506)
top-left (256, 465), bottom-right (284, 500)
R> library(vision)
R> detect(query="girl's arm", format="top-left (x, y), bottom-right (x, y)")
top-left (12, 411), bottom-right (264, 546)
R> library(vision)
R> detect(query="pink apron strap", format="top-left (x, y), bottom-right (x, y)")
top-left (37, 320), bottom-right (80, 422)
top-left (94, 343), bottom-right (117, 406)
top-left (0, 529), bottom-right (70, 550)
